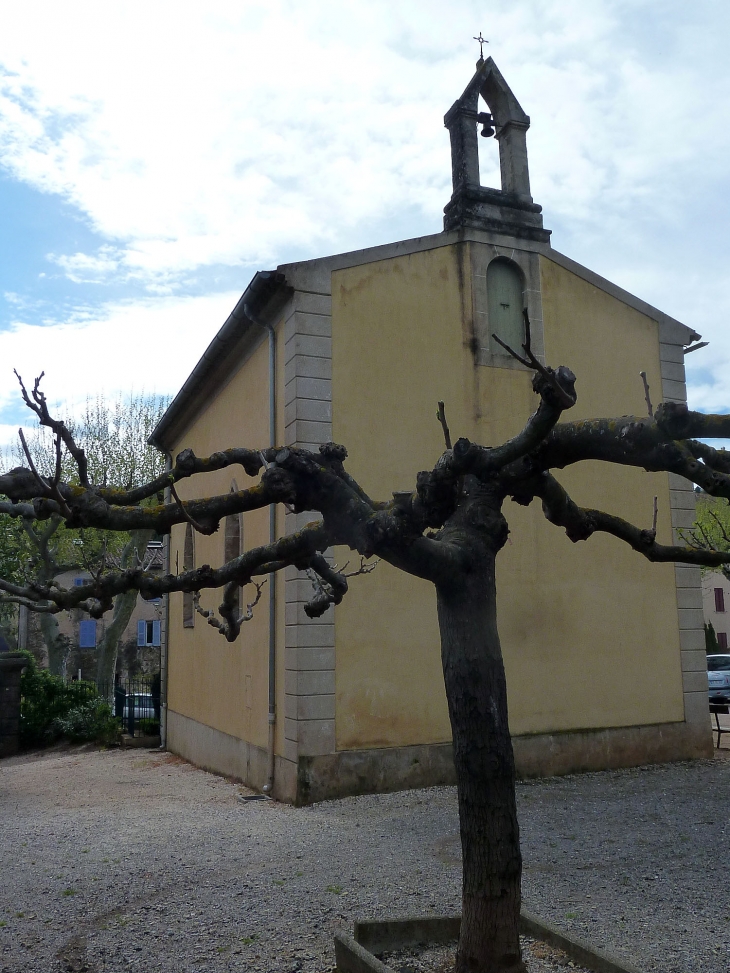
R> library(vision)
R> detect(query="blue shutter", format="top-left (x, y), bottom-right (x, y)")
top-left (79, 620), bottom-right (97, 648)
top-left (137, 620), bottom-right (146, 647)
top-left (152, 620), bottom-right (161, 647)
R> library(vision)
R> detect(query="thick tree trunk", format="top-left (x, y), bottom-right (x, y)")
top-left (96, 529), bottom-right (154, 691)
top-left (41, 613), bottom-right (69, 677)
top-left (437, 553), bottom-right (525, 973)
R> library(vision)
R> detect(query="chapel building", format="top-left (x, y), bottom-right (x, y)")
top-left (150, 58), bottom-right (710, 803)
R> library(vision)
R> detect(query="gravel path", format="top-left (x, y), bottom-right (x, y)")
top-left (1, 744), bottom-right (729, 972)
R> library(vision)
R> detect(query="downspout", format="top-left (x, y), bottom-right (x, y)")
top-left (244, 302), bottom-right (277, 797)
top-left (160, 449), bottom-right (173, 750)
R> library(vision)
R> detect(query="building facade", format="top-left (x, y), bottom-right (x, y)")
top-left (151, 58), bottom-right (711, 803)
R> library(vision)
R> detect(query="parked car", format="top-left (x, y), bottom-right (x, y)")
top-left (707, 654), bottom-right (730, 703)
top-left (122, 693), bottom-right (156, 721)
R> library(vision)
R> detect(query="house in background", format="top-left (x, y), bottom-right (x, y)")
top-left (702, 570), bottom-right (730, 651)
top-left (151, 57), bottom-right (711, 804)
top-left (20, 543), bottom-right (164, 682)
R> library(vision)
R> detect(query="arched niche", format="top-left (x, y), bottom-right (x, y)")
top-left (487, 258), bottom-right (525, 357)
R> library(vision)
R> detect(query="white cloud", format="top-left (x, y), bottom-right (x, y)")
top-left (0, 2), bottom-right (724, 279)
top-left (0, 290), bottom-right (242, 444)
top-left (49, 247), bottom-right (122, 283)
top-left (0, 1), bottom-right (729, 412)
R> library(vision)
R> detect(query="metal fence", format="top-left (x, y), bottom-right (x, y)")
top-left (70, 675), bottom-right (160, 737)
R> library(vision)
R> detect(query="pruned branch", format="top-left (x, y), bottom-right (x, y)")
top-left (303, 554), bottom-right (379, 619)
top-left (492, 310), bottom-right (577, 410)
top-left (3, 522), bottom-right (332, 618)
top-left (520, 470), bottom-right (730, 569)
top-left (436, 402), bottom-right (452, 450)
top-left (193, 580), bottom-right (266, 641)
top-left (15, 371), bottom-right (90, 488)
top-left (170, 481), bottom-right (209, 534)
top-left (639, 371), bottom-right (653, 418)
top-left (685, 439), bottom-right (730, 475)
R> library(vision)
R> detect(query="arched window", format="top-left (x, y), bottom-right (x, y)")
top-left (182, 523), bottom-right (195, 628)
top-left (487, 258), bottom-right (525, 357)
top-left (224, 482), bottom-right (242, 615)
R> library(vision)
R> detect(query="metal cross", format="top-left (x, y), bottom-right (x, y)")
top-left (473, 32), bottom-right (489, 58)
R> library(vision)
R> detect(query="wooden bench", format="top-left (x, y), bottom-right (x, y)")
top-left (709, 703), bottom-right (730, 749)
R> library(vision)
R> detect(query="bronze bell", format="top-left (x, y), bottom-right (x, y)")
top-left (477, 112), bottom-right (494, 138)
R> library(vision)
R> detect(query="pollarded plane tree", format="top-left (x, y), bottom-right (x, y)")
top-left (3, 326), bottom-right (730, 973)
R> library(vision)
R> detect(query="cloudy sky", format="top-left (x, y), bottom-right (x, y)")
top-left (0, 0), bottom-right (728, 446)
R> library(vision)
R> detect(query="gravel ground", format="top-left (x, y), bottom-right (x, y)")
top-left (1, 744), bottom-right (729, 973)
top-left (379, 936), bottom-right (581, 972)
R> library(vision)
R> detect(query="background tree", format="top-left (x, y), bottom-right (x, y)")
top-left (690, 492), bottom-right (730, 580)
top-left (2, 339), bottom-right (730, 973)
top-left (0, 388), bottom-right (168, 678)
top-left (705, 621), bottom-right (719, 654)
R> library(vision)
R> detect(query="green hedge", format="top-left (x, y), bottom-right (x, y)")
top-left (18, 652), bottom-right (120, 747)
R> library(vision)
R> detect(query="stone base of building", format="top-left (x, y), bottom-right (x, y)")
top-left (166, 709), bottom-right (713, 806)
top-left (166, 709), bottom-right (299, 803)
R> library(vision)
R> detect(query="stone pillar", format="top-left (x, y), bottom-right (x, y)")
top-left (444, 99), bottom-right (481, 195)
top-left (496, 120), bottom-right (531, 198)
top-left (0, 653), bottom-right (28, 758)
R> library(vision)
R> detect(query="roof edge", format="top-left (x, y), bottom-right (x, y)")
top-left (542, 247), bottom-right (700, 344)
top-left (149, 270), bottom-right (291, 451)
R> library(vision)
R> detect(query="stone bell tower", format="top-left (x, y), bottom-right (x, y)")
top-left (443, 56), bottom-right (550, 243)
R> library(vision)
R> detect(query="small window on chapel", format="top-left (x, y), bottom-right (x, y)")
top-left (182, 523), bottom-right (195, 628)
top-left (487, 258), bottom-right (525, 357)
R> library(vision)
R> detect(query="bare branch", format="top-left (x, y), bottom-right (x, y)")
top-left (708, 508), bottom-right (730, 547)
top-left (533, 412), bottom-right (730, 501)
top-left (302, 554), bottom-right (379, 619)
top-left (639, 371), bottom-right (653, 418)
top-left (18, 426), bottom-right (74, 519)
top-left (304, 554), bottom-right (350, 618)
top-left (492, 311), bottom-right (577, 410)
top-left (15, 370), bottom-right (90, 487)
top-left (170, 481), bottom-right (209, 534)
top-left (193, 580), bottom-right (266, 640)
top-left (18, 428), bottom-right (49, 493)
top-left (685, 440), bottom-right (730, 475)
top-left (342, 556), bottom-right (380, 579)
top-left (436, 401), bottom-right (452, 450)
top-left (6, 522), bottom-right (333, 619)
top-left (523, 470), bottom-right (730, 569)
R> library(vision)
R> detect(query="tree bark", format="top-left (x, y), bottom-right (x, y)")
top-left (41, 612), bottom-right (69, 677)
top-left (96, 529), bottom-right (154, 690)
top-left (437, 548), bottom-right (525, 973)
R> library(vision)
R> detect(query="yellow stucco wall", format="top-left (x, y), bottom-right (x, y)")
top-left (167, 331), bottom-right (286, 756)
top-left (331, 244), bottom-right (683, 750)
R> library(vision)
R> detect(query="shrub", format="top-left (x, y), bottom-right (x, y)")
top-left (18, 652), bottom-right (120, 747)
top-left (136, 718), bottom-right (160, 737)
top-left (49, 699), bottom-right (120, 746)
